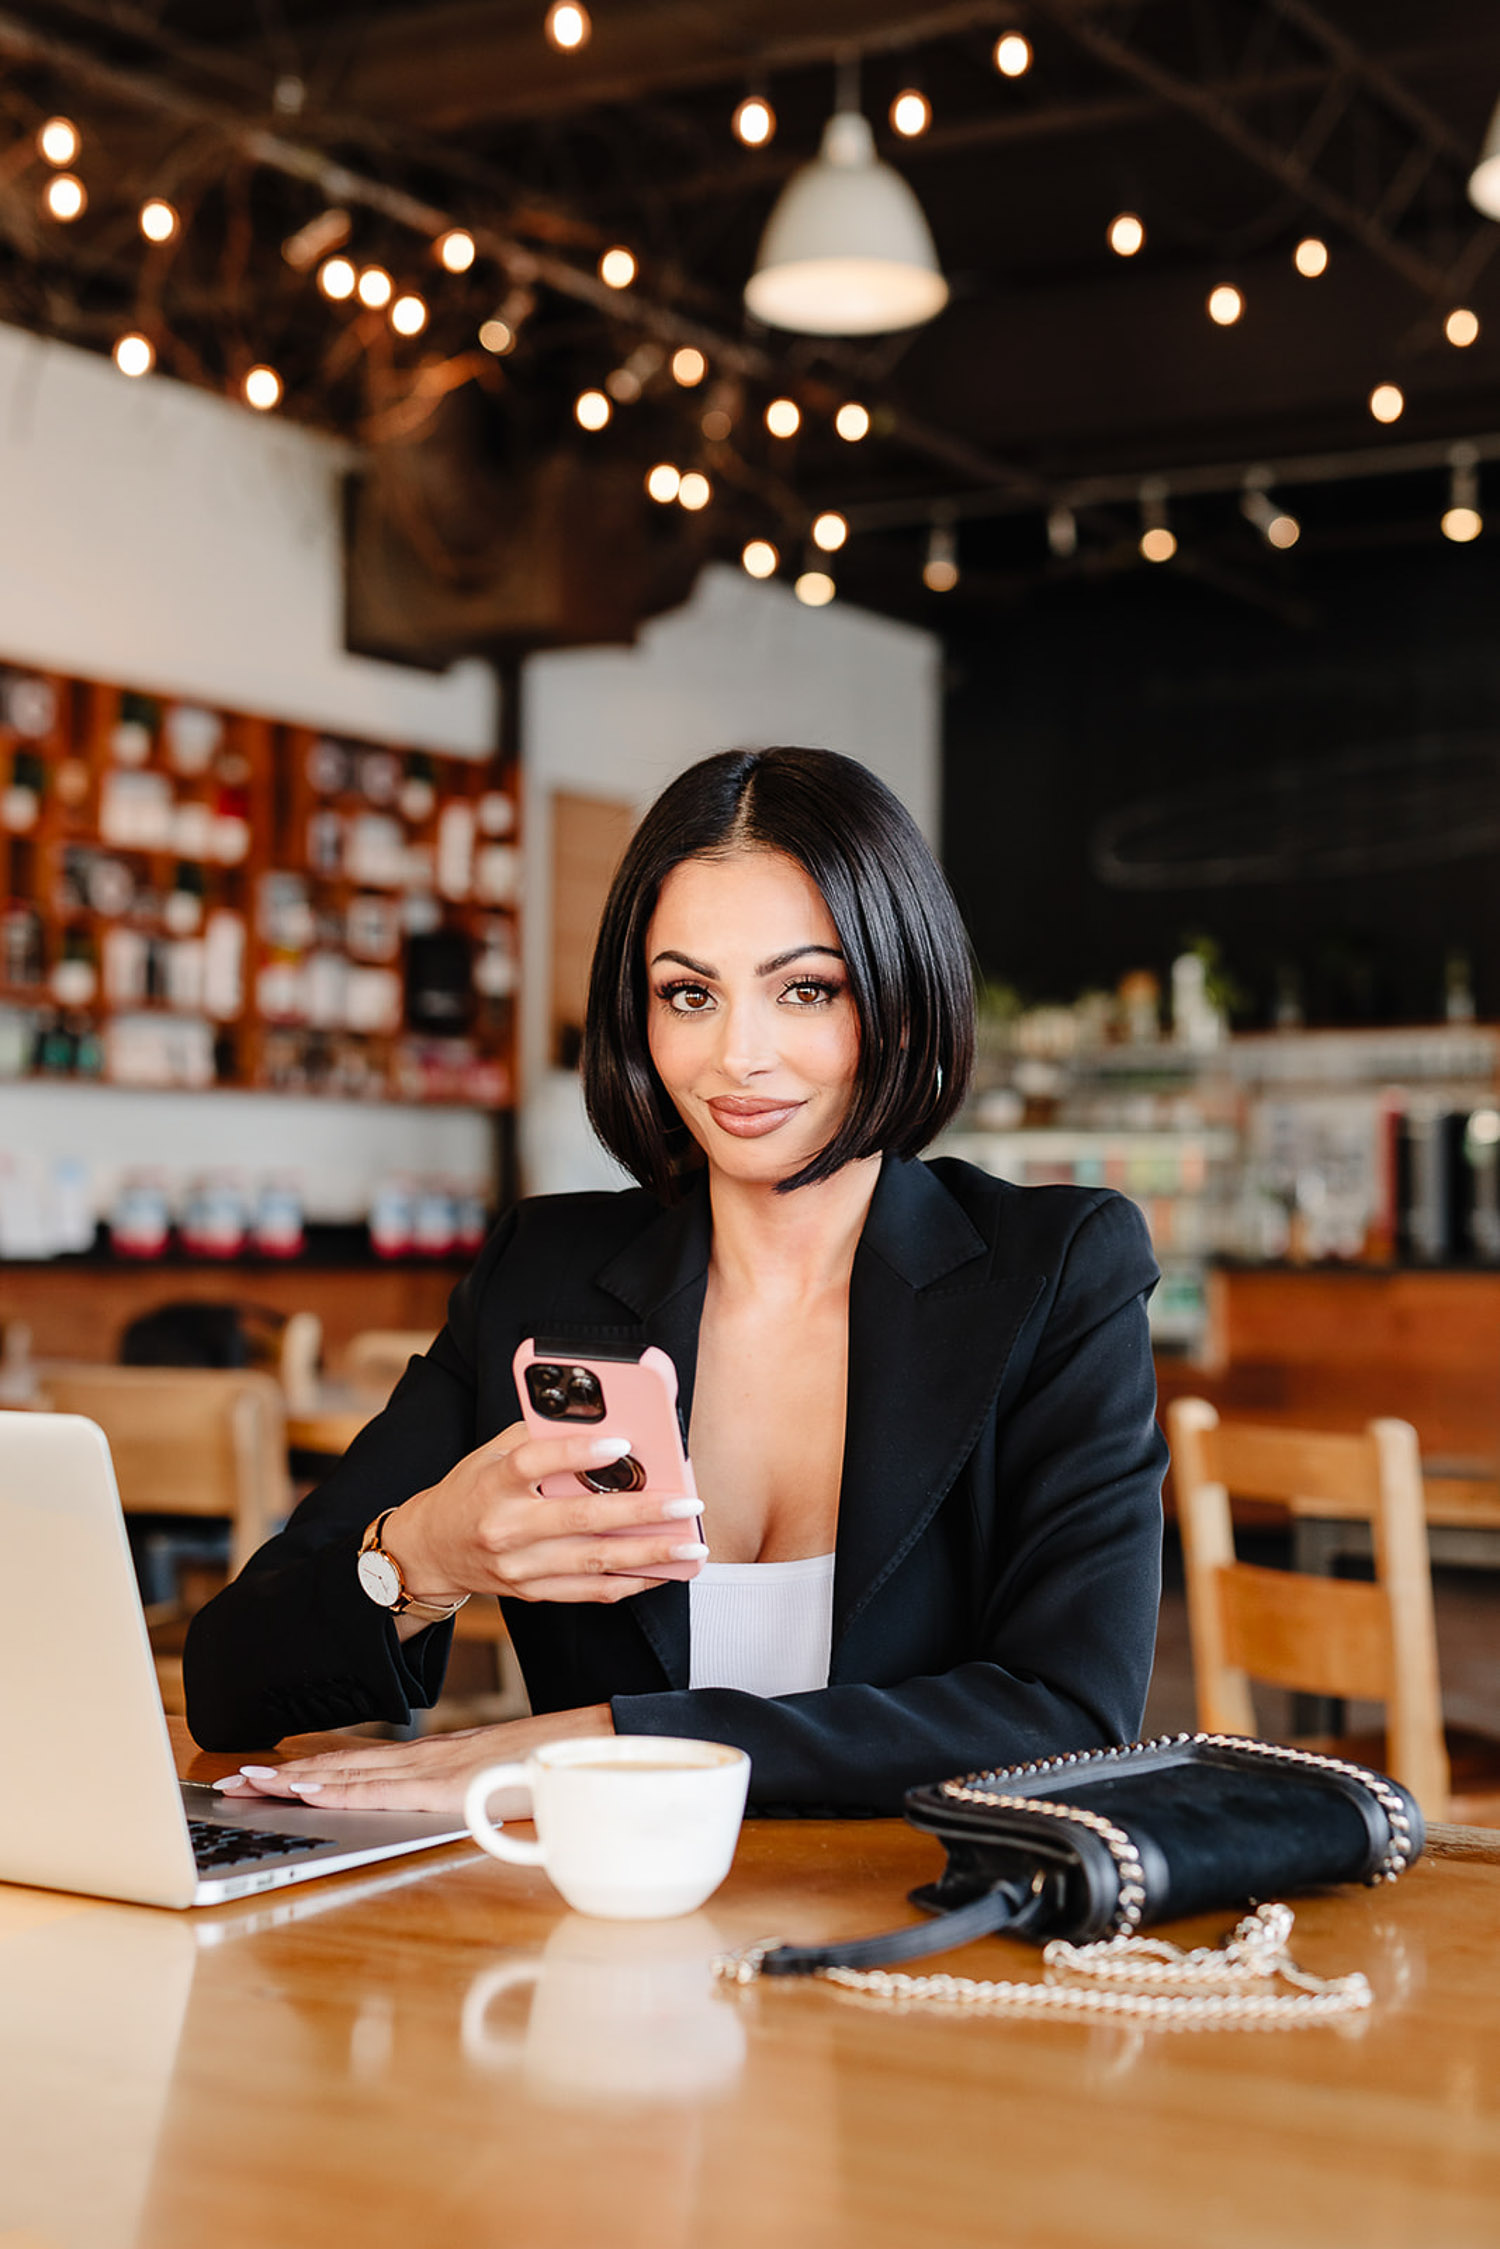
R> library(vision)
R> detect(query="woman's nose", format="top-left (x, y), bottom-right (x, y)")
top-left (713, 994), bottom-right (776, 1079)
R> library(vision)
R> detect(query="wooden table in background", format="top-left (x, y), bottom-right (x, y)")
top-left (1, 1722), bottom-right (1498, 2249)
top-left (285, 1378), bottom-right (393, 1457)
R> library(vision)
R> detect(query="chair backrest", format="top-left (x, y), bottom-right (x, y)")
top-left (1167, 1397), bottom-right (1450, 1819)
top-left (342, 1329), bottom-right (435, 1391)
top-left (41, 1363), bottom-right (290, 1577)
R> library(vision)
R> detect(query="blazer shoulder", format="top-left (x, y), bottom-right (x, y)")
top-left (922, 1156), bottom-right (1144, 1258)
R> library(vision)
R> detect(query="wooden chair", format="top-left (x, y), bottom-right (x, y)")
top-left (1168, 1397), bottom-right (1500, 1826)
top-left (342, 1328), bottom-right (437, 1393)
top-left (41, 1363), bottom-right (291, 1712)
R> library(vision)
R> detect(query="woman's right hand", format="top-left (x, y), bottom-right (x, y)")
top-left (376, 1423), bottom-right (707, 1613)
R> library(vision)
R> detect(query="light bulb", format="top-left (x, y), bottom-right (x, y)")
top-left (390, 293), bottom-right (428, 336)
top-left (742, 540), bottom-right (779, 578)
top-left (812, 511), bottom-right (847, 553)
top-left (1445, 307), bottom-right (1480, 348)
top-left (734, 96), bottom-right (775, 147)
top-left (575, 389), bottom-right (611, 430)
top-left (140, 198), bottom-right (178, 244)
top-left (671, 346), bottom-right (707, 387)
top-left (1207, 284), bottom-right (1243, 325)
top-left (1443, 506), bottom-right (1483, 543)
top-left (1265, 513), bottom-right (1300, 549)
top-left (319, 256), bottom-right (357, 300)
top-left (923, 523), bottom-right (958, 590)
top-left (645, 463), bottom-right (681, 503)
top-left (794, 571), bottom-right (835, 607)
top-left (38, 117), bottom-right (80, 166)
top-left (605, 365), bottom-right (641, 402)
top-left (994, 32), bottom-right (1032, 77)
top-left (599, 246), bottom-right (637, 290)
top-left (1369, 383), bottom-right (1404, 424)
top-left (1108, 212), bottom-right (1144, 257)
top-left (113, 333), bottom-right (154, 379)
top-left (1294, 236), bottom-right (1328, 278)
top-left (765, 396), bottom-right (801, 438)
top-left (701, 406), bottom-right (733, 442)
top-left (1140, 526), bottom-right (1177, 563)
top-left (44, 174), bottom-right (86, 222)
top-left (357, 265), bottom-right (393, 308)
top-left (479, 317), bottom-right (515, 354)
top-left (243, 365), bottom-right (282, 411)
top-left (545, 3), bottom-right (590, 50)
top-left (835, 402), bottom-right (870, 442)
top-left (678, 471), bottom-right (711, 511)
top-left (891, 91), bottom-right (931, 138)
top-left (438, 229), bottom-right (476, 273)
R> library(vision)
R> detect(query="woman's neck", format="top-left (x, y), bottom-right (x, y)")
top-left (705, 1153), bottom-right (882, 1302)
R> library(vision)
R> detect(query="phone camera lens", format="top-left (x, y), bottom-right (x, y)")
top-left (566, 1369), bottom-right (602, 1408)
top-left (530, 1365), bottom-right (568, 1416)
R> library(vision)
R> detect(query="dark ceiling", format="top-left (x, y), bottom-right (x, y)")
top-left (4, 0), bottom-right (1500, 639)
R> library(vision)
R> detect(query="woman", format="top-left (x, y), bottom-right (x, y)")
top-left (188, 747), bottom-right (1165, 1814)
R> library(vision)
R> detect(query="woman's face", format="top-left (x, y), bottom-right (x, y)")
top-left (644, 848), bottom-right (860, 1184)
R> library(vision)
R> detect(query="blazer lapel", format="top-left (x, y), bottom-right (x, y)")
top-left (830, 1158), bottom-right (1045, 1657)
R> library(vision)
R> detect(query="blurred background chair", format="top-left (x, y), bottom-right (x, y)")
top-left (42, 1362), bottom-right (290, 1712)
top-left (1169, 1396), bottom-right (1500, 1827)
top-left (341, 1328), bottom-right (436, 1391)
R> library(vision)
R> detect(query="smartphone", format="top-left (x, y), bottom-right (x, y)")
top-left (512, 1337), bottom-right (704, 1581)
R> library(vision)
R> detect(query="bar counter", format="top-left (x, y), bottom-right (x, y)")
top-left (3, 1723), bottom-right (1498, 2249)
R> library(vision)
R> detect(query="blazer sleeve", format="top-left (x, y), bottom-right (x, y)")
top-left (181, 1214), bottom-right (516, 1750)
top-left (610, 1193), bottom-right (1167, 1814)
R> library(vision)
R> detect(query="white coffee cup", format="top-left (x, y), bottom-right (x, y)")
top-left (463, 1735), bottom-right (750, 1920)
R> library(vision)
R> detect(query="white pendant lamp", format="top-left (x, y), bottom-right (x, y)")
top-left (744, 110), bottom-right (948, 336)
top-left (1471, 94), bottom-right (1500, 218)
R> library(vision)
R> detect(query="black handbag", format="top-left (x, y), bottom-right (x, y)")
top-left (715, 1734), bottom-right (1424, 2028)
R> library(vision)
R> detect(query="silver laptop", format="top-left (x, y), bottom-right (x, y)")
top-left (0, 1410), bottom-right (470, 1906)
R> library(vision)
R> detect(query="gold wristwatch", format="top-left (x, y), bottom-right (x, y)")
top-left (356, 1510), bottom-right (470, 1623)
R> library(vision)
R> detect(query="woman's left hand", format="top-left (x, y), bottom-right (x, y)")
top-left (212, 1703), bottom-right (615, 1814)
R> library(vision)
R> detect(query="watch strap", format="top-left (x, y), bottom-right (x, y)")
top-left (360, 1510), bottom-right (470, 1622)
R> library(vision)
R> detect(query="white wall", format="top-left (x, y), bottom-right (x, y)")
top-left (519, 562), bottom-right (942, 1189)
top-left (0, 321), bottom-right (495, 751)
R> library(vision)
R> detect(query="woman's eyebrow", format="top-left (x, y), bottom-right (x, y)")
top-left (648, 944), bottom-right (845, 979)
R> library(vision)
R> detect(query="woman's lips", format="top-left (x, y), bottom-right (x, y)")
top-left (705, 1096), bottom-right (806, 1138)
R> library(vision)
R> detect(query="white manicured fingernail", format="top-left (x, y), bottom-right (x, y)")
top-left (661, 1498), bottom-right (701, 1519)
top-left (288, 1780), bottom-right (324, 1794)
top-left (239, 1765), bottom-right (279, 1779)
top-left (670, 1542), bottom-right (710, 1561)
top-left (590, 1437), bottom-right (632, 1458)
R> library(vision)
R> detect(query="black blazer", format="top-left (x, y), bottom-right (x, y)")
top-left (184, 1156), bottom-right (1166, 1813)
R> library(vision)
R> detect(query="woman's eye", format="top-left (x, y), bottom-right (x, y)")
top-left (662, 983), bottom-right (714, 1013)
top-left (781, 979), bottom-right (838, 1006)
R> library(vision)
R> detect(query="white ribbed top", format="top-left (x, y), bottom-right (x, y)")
top-left (688, 1552), bottom-right (836, 1697)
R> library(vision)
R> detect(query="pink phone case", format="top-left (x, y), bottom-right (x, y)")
top-left (512, 1339), bottom-right (704, 1581)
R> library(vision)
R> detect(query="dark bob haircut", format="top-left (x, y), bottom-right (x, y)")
top-left (583, 746), bottom-right (975, 1199)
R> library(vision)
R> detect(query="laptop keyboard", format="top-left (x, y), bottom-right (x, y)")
top-left (189, 1817), bottom-right (337, 1872)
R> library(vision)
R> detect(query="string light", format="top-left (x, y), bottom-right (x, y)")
top-left (835, 402), bottom-right (870, 442)
top-left (140, 198), bottom-right (178, 244)
top-left (1445, 308), bottom-right (1480, 348)
top-left (113, 333), bottom-right (154, 379)
top-left (575, 389), bottom-right (611, 430)
top-left (545, 3), bottom-right (590, 50)
top-left (1108, 212), bottom-right (1144, 257)
top-left (812, 511), bottom-right (848, 552)
top-left (606, 364), bottom-right (641, 402)
top-left (282, 208), bottom-right (349, 270)
top-left (994, 32), bottom-right (1033, 76)
top-left (891, 90), bottom-right (931, 138)
top-left (479, 317), bottom-right (516, 354)
top-left (765, 397), bottom-right (801, 438)
top-left (1369, 383), bottom-right (1404, 424)
top-left (701, 405), bottom-right (733, 442)
top-left (1207, 284), bottom-right (1243, 326)
top-left (1139, 479), bottom-right (1175, 562)
top-left (794, 571), bottom-right (836, 607)
top-left (678, 471), bottom-right (711, 510)
top-left (357, 265), bottom-right (393, 308)
top-left (733, 95), bottom-right (776, 147)
top-left (319, 256), bottom-right (356, 300)
top-left (742, 540), bottom-right (779, 578)
top-left (243, 365), bottom-right (282, 412)
top-left (645, 463), bottom-right (681, 502)
top-left (1046, 505), bottom-right (1078, 558)
top-left (1294, 237), bottom-right (1328, 278)
top-left (438, 229), bottom-right (476, 273)
top-left (599, 246), bottom-right (637, 289)
top-left (390, 293), bottom-right (428, 336)
top-left (1442, 443), bottom-right (1482, 541)
top-left (1241, 473), bottom-right (1300, 549)
top-left (672, 346), bottom-right (707, 386)
top-left (37, 117), bottom-right (80, 166)
top-left (923, 523), bottom-right (959, 591)
top-left (43, 174), bottom-right (86, 222)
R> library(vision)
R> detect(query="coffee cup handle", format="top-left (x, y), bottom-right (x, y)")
top-left (464, 1762), bottom-right (546, 1866)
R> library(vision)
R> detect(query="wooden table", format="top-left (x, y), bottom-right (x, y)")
top-left (284, 1378), bottom-right (392, 1457)
top-left (2, 1725), bottom-right (1499, 2249)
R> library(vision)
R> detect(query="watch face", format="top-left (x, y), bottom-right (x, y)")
top-left (357, 1546), bottom-right (402, 1608)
